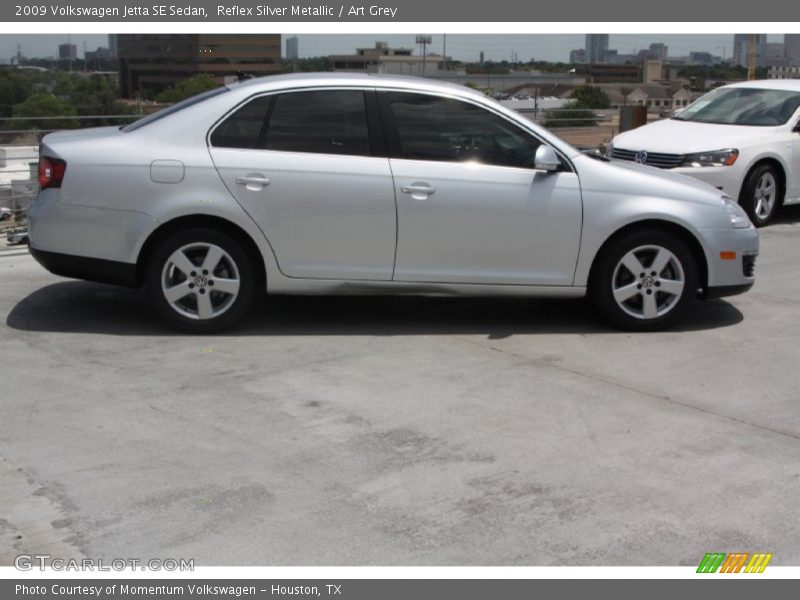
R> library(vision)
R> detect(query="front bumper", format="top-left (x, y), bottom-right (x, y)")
top-left (704, 282), bottom-right (754, 300)
top-left (700, 225), bottom-right (758, 299)
top-left (669, 166), bottom-right (742, 199)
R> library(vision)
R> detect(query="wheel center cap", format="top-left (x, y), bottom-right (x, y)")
top-left (641, 275), bottom-right (656, 289)
top-left (194, 274), bottom-right (208, 287)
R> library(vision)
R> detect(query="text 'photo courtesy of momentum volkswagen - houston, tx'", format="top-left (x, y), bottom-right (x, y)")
top-left (28, 73), bottom-right (758, 333)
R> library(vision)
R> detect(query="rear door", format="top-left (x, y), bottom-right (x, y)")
top-left (208, 88), bottom-right (397, 281)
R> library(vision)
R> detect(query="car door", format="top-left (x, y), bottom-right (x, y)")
top-left (208, 88), bottom-right (397, 281)
top-left (791, 110), bottom-right (800, 201)
top-left (380, 91), bottom-right (582, 286)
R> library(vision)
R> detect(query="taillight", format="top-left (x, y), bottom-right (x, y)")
top-left (38, 156), bottom-right (67, 190)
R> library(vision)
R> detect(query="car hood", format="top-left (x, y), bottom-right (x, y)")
top-left (576, 154), bottom-right (725, 206)
top-left (612, 118), bottom-right (780, 153)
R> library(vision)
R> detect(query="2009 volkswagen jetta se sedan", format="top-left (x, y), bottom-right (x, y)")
top-left (28, 73), bottom-right (758, 332)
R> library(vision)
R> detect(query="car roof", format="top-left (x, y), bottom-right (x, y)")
top-left (227, 71), bottom-right (487, 100)
top-left (721, 79), bottom-right (800, 91)
top-left (127, 71), bottom-right (582, 160)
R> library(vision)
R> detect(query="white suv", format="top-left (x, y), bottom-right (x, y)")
top-left (609, 80), bottom-right (800, 226)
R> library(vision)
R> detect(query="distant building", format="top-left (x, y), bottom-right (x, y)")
top-left (671, 88), bottom-right (696, 109)
top-left (769, 65), bottom-right (800, 79)
top-left (648, 43), bottom-right (668, 61)
top-left (591, 83), bottom-right (700, 112)
top-left (586, 64), bottom-right (640, 84)
top-left (569, 49), bottom-right (585, 64)
top-left (58, 44), bottom-right (77, 61)
top-left (763, 42), bottom-right (788, 67)
top-left (107, 35), bottom-right (117, 59)
top-left (626, 86), bottom-right (669, 109)
top-left (785, 34), bottom-right (800, 64)
top-left (604, 50), bottom-right (650, 65)
top-left (689, 52), bottom-right (715, 66)
top-left (329, 42), bottom-right (450, 76)
top-left (733, 34), bottom-right (767, 68)
top-left (117, 34), bottom-right (281, 97)
top-left (643, 60), bottom-right (665, 83)
top-left (285, 36), bottom-right (299, 60)
top-left (585, 34), bottom-right (609, 64)
top-left (84, 47), bottom-right (115, 64)
top-left (766, 43), bottom-right (784, 58)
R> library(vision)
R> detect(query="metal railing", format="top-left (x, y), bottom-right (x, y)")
top-left (0, 115), bottom-right (141, 244)
top-left (517, 107), bottom-right (618, 150)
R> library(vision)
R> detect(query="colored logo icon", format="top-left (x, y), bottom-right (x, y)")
top-left (697, 552), bottom-right (773, 573)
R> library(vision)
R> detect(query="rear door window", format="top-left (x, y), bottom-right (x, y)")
top-left (210, 90), bottom-right (371, 157)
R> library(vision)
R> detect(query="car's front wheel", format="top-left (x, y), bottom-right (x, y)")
top-left (146, 228), bottom-right (256, 333)
top-left (591, 230), bottom-right (698, 331)
top-left (739, 164), bottom-right (782, 227)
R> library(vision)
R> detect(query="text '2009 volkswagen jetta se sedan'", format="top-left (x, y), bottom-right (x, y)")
top-left (28, 73), bottom-right (758, 333)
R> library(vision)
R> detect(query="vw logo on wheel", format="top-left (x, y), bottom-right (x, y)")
top-left (634, 150), bottom-right (648, 165)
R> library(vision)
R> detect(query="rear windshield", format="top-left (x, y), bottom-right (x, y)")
top-left (674, 87), bottom-right (800, 126)
top-left (122, 86), bottom-right (229, 132)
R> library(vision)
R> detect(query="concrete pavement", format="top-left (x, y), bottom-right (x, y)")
top-left (1, 208), bottom-right (799, 566)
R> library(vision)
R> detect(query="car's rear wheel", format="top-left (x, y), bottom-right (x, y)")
top-left (146, 228), bottom-right (256, 333)
top-left (740, 164), bottom-right (782, 227)
top-left (591, 230), bottom-right (698, 331)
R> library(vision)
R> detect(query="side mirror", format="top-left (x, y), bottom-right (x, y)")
top-left (534, 145), bottom-right (560, 172)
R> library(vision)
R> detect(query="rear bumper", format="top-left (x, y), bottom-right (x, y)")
top-left (28, 189), bottom-right (155, 265)
top-left (29, 247), bottom-right (139, 288)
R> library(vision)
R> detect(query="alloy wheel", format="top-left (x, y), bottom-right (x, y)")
top-left (753, 171), bottom-right (777, 221)
top-left (160, 242), bottom-right (241, 320)
top-left (611, 244), bottom-right (686, 320)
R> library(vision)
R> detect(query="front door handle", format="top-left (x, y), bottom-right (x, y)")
top-left (236, 176), bottom-right (271, 186)
top-left (401, 184), bottom-right (435, 196)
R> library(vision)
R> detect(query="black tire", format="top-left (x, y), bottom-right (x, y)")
top-left (739, 163), bottom-right (783, 227)
top-left (146, 228), bottom-right (256, 333)
top-left (590, 229), bottom-right (699, 331)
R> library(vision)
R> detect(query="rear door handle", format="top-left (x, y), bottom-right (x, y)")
top-left (401, 184), bottom-right (435, 196)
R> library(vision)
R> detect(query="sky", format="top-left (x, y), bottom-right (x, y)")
top-left (0, 33), bottom-right (787, 63)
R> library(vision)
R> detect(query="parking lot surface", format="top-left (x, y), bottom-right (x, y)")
top-left (1, 208), bottom-right (800, 566)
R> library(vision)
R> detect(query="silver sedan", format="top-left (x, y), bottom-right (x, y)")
top-left (28, 73), bottom-right (758, 332)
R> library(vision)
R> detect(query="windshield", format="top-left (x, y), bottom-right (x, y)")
top-left (122, 86), bottom-right (229, 132)
top-left (674, 87), bottom-right (800, 126)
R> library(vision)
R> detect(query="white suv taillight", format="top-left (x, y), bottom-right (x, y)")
top-left (38, 156), bottom-right (67, 190)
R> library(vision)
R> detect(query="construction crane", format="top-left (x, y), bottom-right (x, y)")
top-left (748, 34), bottom-right (757, 80)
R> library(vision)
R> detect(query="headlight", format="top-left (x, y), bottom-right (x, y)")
top-left (721, 195), bottom-right (750, 228)
top-left (680, 148), bottom-right (739, 168)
